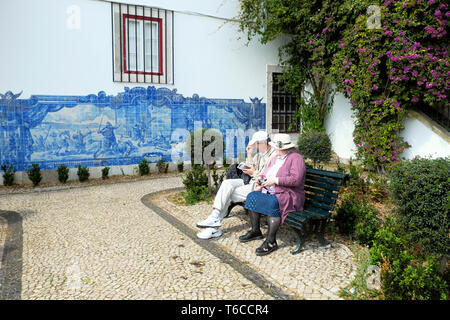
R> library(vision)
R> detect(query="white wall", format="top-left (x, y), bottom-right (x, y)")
top-left (400, 112), bottom-right (450, 159)
top-left (323, 94), bottom-right (449, 162)
top-left (0, 0), bottom-right (284, 100)
top-left (324, 93), bottom-right (357, 161)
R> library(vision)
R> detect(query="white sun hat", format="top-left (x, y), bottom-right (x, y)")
top-left (248, 130), bottom-right (269, 146)
top-left (269, 133), bottom-right (296, 150)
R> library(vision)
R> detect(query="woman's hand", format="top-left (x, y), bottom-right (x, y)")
top-left (241, 165), bottom-right (255, 176)
top-left (261, 177), bottom-right (277, 187)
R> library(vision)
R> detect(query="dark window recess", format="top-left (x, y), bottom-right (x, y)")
top-left (111, 2), bottom-right (174, 84)
top-left (272, 73), bottom-right (300, 133)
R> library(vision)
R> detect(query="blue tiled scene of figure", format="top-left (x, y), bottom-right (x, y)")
top-left (0, 86), bottom-right (266, 171)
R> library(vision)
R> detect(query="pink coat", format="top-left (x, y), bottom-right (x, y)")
top-left (261, 152), bottom-right (306, 224)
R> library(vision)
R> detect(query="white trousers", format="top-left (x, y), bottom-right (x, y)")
top-left (213, 179), bottom-right (253, 220)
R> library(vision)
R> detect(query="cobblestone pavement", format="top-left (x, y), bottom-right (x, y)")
top-left (0, 176), bottom-right (356, 300)
top-left (0, 215), bottom-right (6, 273)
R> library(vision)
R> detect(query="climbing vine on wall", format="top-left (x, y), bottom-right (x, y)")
top-left (331, 0), bottom-right (449, 172)
top-left (237, 0), bottom-right (369, 132)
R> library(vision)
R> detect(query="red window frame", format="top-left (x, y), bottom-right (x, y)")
top-left (122, 14), bottom-right (163, 76)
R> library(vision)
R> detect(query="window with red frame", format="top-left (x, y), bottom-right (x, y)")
top-left (111, 3), bottom-right (174, 84)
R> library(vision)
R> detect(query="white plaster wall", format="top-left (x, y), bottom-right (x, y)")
top-left (400, 114), bottom-right (450, 159)
top-left (324, 92), bottom-right (357, 161)
top-left (323, 94), bottom-right (449, 162)
top-left (0, 0), bottom-right (283, 100)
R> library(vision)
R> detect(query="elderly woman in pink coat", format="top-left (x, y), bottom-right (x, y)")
top-left (240, 133), bottom-right (306, 256)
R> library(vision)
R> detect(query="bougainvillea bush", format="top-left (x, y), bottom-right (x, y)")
top-left (237, 0), bottom-right (370, 131)
top-left (331, 0), bottom-right (449, 172)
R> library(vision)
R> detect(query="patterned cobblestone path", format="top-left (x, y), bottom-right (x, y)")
top-left (0, 176), bottom-right (355, 300)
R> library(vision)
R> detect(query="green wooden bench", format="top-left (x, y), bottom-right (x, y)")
top-left (224, 168), bottom-right (349, 255)
top-left (285, 168), bottom-right (349, 254)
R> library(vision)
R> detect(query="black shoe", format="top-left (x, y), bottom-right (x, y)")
top-left (255, 240), bottom-right (278, 256)
top-left (239, 230), bottom-right (263, 243)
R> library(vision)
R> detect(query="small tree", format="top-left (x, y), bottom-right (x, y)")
top-left (57, 164), bottom-right (69, 183)
top-left (27, 163), bottom-right (42, 187)
top-left (297, 131), bottom-right (332, 168)
top-left (185, 128), bottom-right (225, 194)
top-left (77, 164), bottom-right (90, 182)
top-left (1, 164), bottom-right (15, 186)
top-left (102, 167), bottom-right (110, 180)
top-left (138, 158), bottom-right (150, 176)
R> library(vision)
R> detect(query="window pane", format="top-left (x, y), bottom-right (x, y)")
top-left (143, 21), bottom-right (160, 73)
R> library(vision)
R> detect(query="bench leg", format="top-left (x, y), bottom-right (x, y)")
top-left (290, 228), bottom-right (305, 255)
top-left (224, 202), bottom-right (246, 219)
top-left (316, 219), bottom-right (329, 246)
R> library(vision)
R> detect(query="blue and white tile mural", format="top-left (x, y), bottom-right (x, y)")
top-left (0, 87), bottom-right (266, 171)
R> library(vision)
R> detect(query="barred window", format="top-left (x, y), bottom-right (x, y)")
top-left (272, 73), bottom-right (300, 133)
top-left (111, 2), bottom-right (174, 84)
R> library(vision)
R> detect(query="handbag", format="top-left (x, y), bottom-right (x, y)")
top-left (225, 164), bottom-right (252, 185)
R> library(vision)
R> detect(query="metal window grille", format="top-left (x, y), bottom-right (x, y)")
top-left (111, 2), bottom-right (174, 84)
top-left (272, 73), bottom-right (300, 133)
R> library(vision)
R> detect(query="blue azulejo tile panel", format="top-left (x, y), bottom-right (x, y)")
top-left (0, 87), bottom-right (266, 171)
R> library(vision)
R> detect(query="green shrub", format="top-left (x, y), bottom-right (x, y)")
top-left (335, 192), bottom-right (381, 246)
top-left (57, 164), bottom-right (69, 183)
top-left (177, 160), bottom-right (184, 173)
top-left (157, 159), bottom-right (169, 173)
top-left (182, 164), bottom-right (209, 204)
top-left (297, 131), bottom-right (332, 168)
top-left (370, 216), bottom-right (448, 300)
top-left (138, 159), bottom-right (150, 176)
top-left (102, 167), bottom-right (110, 180)
top-left (389, 157), bottom-right (449, 257)
top-left (27, 163), bottom-right (42, 187)
top-left (380, 252), bottom-right (448, 300)
top-left (212, 167), bottom-right (225, 191)
top-left (369, 216), bottom-right (407, 266)
top-left (77, 164), bottom-right (90, 182)
top-left (1, 164), bottom-right (15, 186)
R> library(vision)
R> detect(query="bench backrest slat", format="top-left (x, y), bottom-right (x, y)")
top-left (304, 200), bottom-right (334, 212)
top-left (305, 180), bottom-right (340, 192)
top-left (306, 168), bottom-right (349, 180)
top-left (305, 193), bottom-right (336, 205)
top-left (303, 168), bottom-right (349, 216)
top-left (304, 186), bottom-right (339, 199)
top-left (305, 174), bottom-right (342, 186)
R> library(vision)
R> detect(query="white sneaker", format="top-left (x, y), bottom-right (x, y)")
top-left (197, 228), bottom-right (222, 240)
top-left (196, 215), bottom-right (222, 228)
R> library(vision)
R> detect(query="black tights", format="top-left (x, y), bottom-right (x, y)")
top-left (248, 210), bottom-right (281, 244)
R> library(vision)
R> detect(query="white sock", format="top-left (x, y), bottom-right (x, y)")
top-left (211, 209), bottom-right (221, 220)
